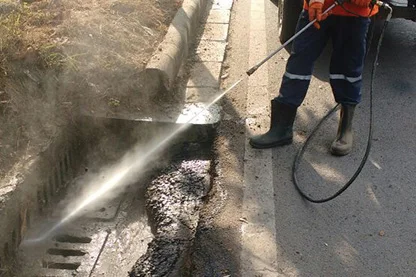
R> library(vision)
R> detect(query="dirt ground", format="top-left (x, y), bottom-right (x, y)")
top-left (0, 0), bottom-right (182, 180)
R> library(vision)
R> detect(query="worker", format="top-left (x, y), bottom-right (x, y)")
top-left (249, 0), bottom-right (378, 156)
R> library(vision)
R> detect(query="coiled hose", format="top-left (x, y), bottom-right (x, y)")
top-left (292, 4), bottom-right (393, 203)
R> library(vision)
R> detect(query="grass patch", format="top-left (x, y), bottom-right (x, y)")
top-left (0, 1), bottom-right (182, 271)
top-left (0, 0), bottom-right (182, 180)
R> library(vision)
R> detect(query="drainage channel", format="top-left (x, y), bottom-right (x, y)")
top-left (12, 117), bottom-right (215, 276)
top-left (17, 173), bottom-right (151, 276)
top-left (18, 189), bottom-right (128, 276)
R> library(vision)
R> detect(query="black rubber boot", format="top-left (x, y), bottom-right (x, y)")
top-left (331, 104), bottom-right (356, 156)
top-left (249, 100), bottom-right (297, 149)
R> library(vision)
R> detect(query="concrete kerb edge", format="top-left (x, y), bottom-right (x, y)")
top-left (144, 0), bottom-right (208, 92)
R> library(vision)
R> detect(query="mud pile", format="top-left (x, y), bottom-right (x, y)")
top-left (130, 160), bottom-right (211, 277)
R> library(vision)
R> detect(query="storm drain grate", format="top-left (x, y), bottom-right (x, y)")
top-left (42, 261), bottom-right (81, 270)
top-left (19, 193), bottom-right (119, 277)
top-left (19, 180), bottom-right (124, 275)
top-left (20, 230), bottom-right (109, 276)
top-left (47, 249), bottom-right (87, 257)
top-left (54, 235), bottom-right (92, 244)
top-left (39, 234), bottom-right (92, 273)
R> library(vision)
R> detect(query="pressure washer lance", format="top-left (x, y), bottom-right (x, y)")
top-left (213, 2), bottom-right (341, 104)
top-left (213, 1), bottom-right (345, 101)
top-left (246, 2), bottom-right (338, 76)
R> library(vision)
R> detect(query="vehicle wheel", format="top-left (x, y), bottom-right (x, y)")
top-left (278, 0), bottom-right (303, 44)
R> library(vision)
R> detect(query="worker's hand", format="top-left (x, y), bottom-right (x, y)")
top-left (308, 1), bottom-right (330, 29)
top-left (350, 0), bottom-right (372, 7)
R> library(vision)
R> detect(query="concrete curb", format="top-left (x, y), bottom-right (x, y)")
top-left (143, 0), bottom-right (208, 93)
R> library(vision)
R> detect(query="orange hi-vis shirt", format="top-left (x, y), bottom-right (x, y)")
top-left (304, 0), bottom-right (379, 17)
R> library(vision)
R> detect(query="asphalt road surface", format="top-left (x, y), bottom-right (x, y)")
top-left (270, 17), bottom-right (416, 277)
top-left (191, 0), bottom-right (416, 276)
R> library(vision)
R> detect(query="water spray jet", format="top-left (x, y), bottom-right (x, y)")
top-left (25, 78), bottom-right (244, 243)
top-left (23, 2), bottom-right (337, 242)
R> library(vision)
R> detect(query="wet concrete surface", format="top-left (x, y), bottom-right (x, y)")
top-left (187, 0), bottom-right (249, 275)
top-left (17, 171), bottom-right (153, 277)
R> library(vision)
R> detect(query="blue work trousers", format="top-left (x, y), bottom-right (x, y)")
top-left (277, 11), bottom-right (371, 107)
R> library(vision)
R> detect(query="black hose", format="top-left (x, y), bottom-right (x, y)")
top-left (292, 17), bottom-right (390, 203)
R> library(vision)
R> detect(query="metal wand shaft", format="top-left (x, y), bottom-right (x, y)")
top-left (246, 3), bottom-right (337, 76)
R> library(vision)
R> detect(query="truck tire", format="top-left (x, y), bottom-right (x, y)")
top-left (278, 0), bottom-right (303, 44)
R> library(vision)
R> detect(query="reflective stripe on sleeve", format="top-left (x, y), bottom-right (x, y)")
top-left (330, 74), bottom-right (362, 83)
top-left (284, 72), bottom-right (312, 81)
